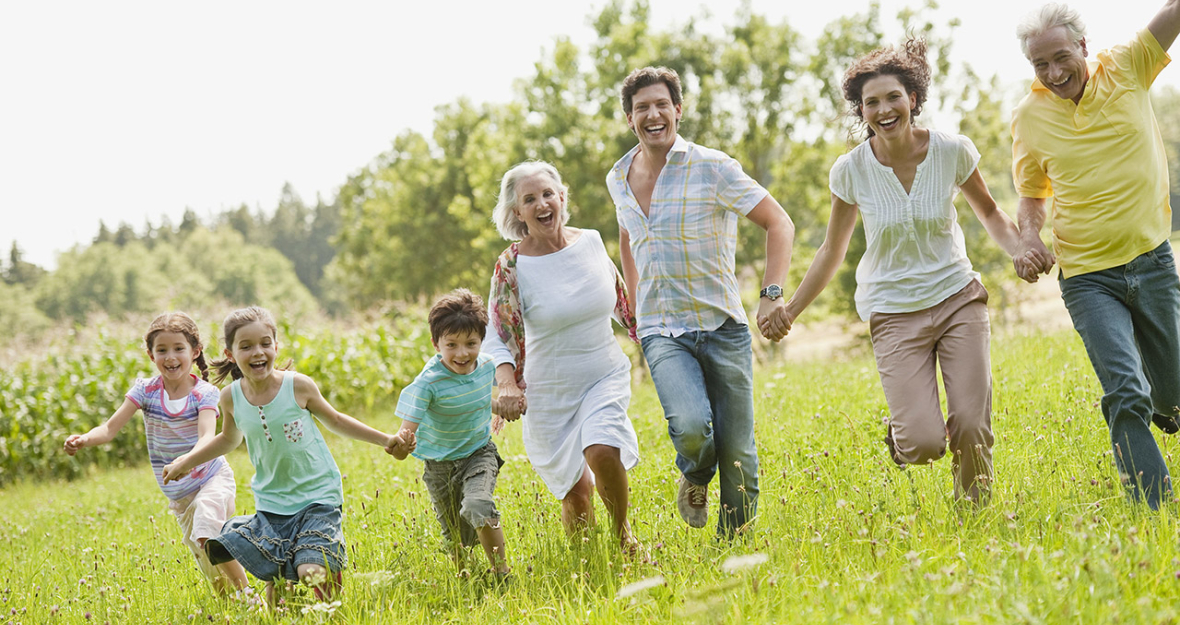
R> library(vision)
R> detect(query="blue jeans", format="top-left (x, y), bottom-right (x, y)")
top-left (207, 503), bottom-right (346, 582)
top-left (1060, 241), bottom-right (1180, 509)
top-left (641, 318), bottom-right (758, 535)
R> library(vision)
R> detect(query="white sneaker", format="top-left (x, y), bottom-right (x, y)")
top-left (677, 476), bottom-right (708, 528)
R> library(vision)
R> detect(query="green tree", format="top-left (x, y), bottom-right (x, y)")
top-left (306, 195), bottom-right (340, 301)
top-left (222, 204), bottom-right (262, 242)
top-left (178, 209), bottom-right (200, 237)
top-left (113, 222), bottom-right (136, 247)
top-left (0, 281), bottom-right (50, 343)
top-left (3, 242), bottom-right (46, 287)
top-left (332, 100), bottom-right (525, 305)
top-left (268, 183), bottom-right (316, 287)
top-left (93, 221), bottom-right (114, 245)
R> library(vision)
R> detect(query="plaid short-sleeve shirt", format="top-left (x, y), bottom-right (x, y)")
top-left (608, 135), bottom-right (768, 338)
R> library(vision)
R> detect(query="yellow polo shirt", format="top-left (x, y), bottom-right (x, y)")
top-left (1011, 29), bottom-right (1172, 278)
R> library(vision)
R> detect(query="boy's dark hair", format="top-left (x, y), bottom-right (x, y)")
top-left (620, 66), bottom-right (683, 115)
top-left (429, 288), bottom-right (489, 344)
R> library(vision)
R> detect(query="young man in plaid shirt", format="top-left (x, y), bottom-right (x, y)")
top-left (607, 66), bottom-right (795, 537)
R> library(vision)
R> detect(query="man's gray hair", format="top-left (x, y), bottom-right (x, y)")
top-left (492, 161), bottom-right (570, 241)
top-left (1016, 3), bottom-right (1087, 59)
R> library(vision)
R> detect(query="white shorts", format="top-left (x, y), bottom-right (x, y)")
top-left (167, 462), bottom-right (237, 585)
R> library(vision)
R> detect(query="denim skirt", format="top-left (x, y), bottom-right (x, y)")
top-left (205, 502), bottom-right (347, 582)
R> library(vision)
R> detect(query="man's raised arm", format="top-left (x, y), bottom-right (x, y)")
top-left (1148, 0), bottom-right (1180, 51)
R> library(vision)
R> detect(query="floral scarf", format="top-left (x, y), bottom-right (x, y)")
top-left (489, 241), bottom-right (639, 389)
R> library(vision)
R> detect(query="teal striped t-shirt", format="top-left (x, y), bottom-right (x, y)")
top-left (395, 353), bottom-right (494, 462)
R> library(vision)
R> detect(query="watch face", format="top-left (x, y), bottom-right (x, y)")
top-left (762, 284), bottom-right (782, 299)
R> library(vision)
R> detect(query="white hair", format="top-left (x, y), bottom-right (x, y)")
top-left (491, 161), bottom-right (570, 241)
top-left (1016, 3), bottom-right (1087, 59)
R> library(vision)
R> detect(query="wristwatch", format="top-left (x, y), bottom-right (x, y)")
top-left (759, 284), bottom-right (783, 300)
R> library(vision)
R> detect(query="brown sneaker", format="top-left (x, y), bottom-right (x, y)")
top-left (677, 476), bottom-right (708, 528)
top-left (884, 425), bottom-right (907, 470)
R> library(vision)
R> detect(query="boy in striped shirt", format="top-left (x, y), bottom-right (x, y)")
top-left (388, 288), bottom-right (510, 579)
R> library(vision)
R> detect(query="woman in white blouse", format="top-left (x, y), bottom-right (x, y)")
top-left (768, 40), bottom-right (1024, 505)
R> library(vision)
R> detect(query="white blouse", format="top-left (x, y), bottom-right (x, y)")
top-left (829, 128), bottom-right (981, 321)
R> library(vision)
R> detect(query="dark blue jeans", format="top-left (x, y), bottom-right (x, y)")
top-left (1060, 241), bottom-right (1180, 509)
top-left (641, 318), bottom-right (759, 535)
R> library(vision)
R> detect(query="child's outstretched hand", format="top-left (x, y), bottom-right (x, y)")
top-left (63, 434), bottom-right (88, 456)
top-left (386, 430), bottom-right (416, 459)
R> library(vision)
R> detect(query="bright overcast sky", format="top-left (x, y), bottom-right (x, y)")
top-left (2, 0), bottom-right (1175, 268)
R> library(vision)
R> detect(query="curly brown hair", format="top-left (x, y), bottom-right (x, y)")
top-left (841, 38), bottom-right (931, 137)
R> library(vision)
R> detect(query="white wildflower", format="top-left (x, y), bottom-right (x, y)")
top-left (616, 575), bottom-right (666, 599)
top-left (721, 553), bottom-right (769, 573)
top-left (301, 600), bottom-right (342, 615)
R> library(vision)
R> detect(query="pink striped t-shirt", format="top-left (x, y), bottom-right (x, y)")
top-left (126, 375), bottom-right (226, 500)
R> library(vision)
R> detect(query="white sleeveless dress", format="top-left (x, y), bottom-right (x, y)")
top-left (484, 229), bottom-right (640, 498)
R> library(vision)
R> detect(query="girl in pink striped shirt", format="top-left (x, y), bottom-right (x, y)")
top-left (64, 312), bottom-right (250, 597)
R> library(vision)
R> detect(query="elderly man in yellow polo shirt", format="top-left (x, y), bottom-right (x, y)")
top-left (1012, 0), bottom-right (1180, 509)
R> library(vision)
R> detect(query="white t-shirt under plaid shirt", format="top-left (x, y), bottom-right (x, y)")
top-left (608, 135), bottom-right (769, 338)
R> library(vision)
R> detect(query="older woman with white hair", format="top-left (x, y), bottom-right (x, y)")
top-left (484, 161), bottom-right (641, 552)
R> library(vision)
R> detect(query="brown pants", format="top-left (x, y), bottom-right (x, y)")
top-left (869, 279), bottom-right (994, 503)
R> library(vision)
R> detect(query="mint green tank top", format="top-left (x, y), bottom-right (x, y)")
top-left (231, 371), bottom-right (343, 514)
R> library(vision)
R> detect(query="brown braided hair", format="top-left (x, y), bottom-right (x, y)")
top-left (144, 312), bottom-right (209, 381)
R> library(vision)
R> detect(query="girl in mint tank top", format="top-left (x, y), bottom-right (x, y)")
top-left (163, 306), bottom-right (405, 606)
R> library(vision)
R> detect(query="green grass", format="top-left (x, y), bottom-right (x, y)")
top-left (3, 329), bottom-right (1180, 624)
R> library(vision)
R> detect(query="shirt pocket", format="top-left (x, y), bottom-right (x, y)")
top-left (267, 411), bottom-right (312, 448)
top-left (1100, 92), bottom-right (1141, 136)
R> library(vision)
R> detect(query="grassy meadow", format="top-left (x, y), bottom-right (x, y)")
top-left (3, 328), bottom-right (1180, 624)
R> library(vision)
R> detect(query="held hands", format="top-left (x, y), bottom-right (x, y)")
top-left (63, 434), bottom-right (88, 456)
top-left (490, 389), bottom-right (527, 435)
top-left (756, 298), bottom-right (793, 342)
top-left (494, 386), bottom-right (527, 422)
top-left (385, 430), bottom-right (417, 459)
top-left (1013, 237), bottom-right (1055, 283)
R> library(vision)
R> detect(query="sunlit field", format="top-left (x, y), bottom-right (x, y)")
top-left (4, 328), bottom-right (1180, 624)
